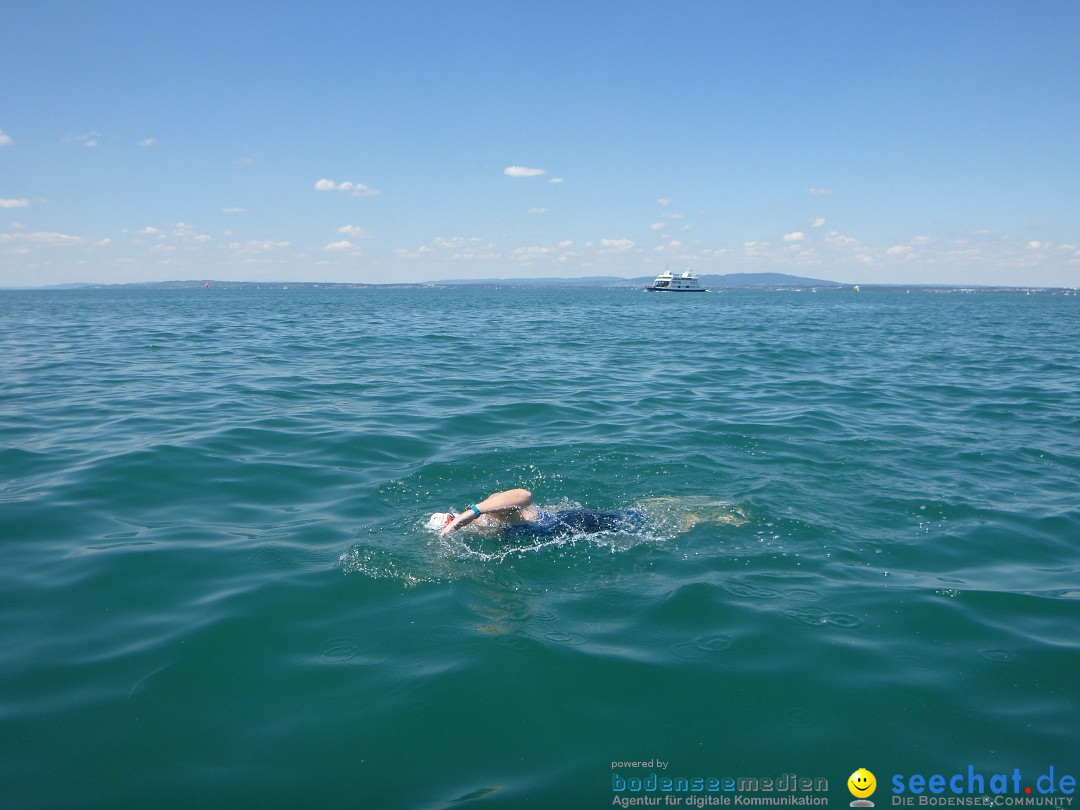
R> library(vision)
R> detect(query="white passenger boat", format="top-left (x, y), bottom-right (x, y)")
top-left (645, 269), bottom-right (707, 292)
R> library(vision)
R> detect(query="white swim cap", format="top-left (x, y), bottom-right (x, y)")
top-left (427, 512), bottom-right (455, 531)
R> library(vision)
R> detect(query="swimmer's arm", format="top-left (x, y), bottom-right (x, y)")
top-left (478, 488), bottom-right (533, 514)
top-left (440, 489), bottom-right (533, 536)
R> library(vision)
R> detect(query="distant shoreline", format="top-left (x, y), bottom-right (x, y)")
top-left (3, 272), bottom-right (1077, 294)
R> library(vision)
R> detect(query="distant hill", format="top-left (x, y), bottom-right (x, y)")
top-left (13, 272), bottom-right (847, 291)
top-left (696, 272), bottom-right (845, 289)
top-left (434, 275), bottom-right (631, 287)
top-left (10, 276), bottom-right (1070, 293)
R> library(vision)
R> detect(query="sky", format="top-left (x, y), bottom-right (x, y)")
top-left (1, 0), bottom-right (1078, 287)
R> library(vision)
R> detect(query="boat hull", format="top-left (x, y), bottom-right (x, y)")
top-left (644, 286), bottom-right (708, 292)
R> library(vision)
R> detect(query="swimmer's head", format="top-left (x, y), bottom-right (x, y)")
top-left (427, 512), bottom-right (456, 532)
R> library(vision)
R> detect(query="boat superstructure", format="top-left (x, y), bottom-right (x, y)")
top-left (645, 269), bottom-right (707, 292)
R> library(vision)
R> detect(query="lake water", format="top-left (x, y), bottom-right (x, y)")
top-left (2, 285), bottom-right (1078, 808)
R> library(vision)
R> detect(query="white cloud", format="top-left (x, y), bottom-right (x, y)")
top-left (139, 138), bottom-right (156, 147)
top-left (314, 178), bottom-right (381, 196)
top-left (65, 132), bottom-right (101, 148)
top-left (418, 241), bottom-right (490, 263)
top-left (650, 223), bottom-right (665, 230)
top-left (0, 198), bottom-right (30, 208)
top-left (337, 225), bottom-right (370, 238)
top-left (558, 240), bottom-right (573, 248)
top-left (812, 218), bottom-right (826, 228)
top-left (661, 213), bottom-right (683, 220)
top-left (503, 166), bottom-right (547, 178)
top-left (393, 245), bottom-right (435, 259)
top-left (809, 188), bottom-right (834, 196)
top-left (824, 231), bottom-right (859, 247)
top-left (324, 240), bottom-right (355, 251)
top-left (435, 236), bottom-right (466, 249)
top-left (657, 198), bottom-right (672, 206)
top-left (225, 240), bottom-right (290, 252)
top-left (601, 238), bottom-right (634, 250)
top-left (0, 231), bottom-right (86, 247)
top-left (783, 232), bottom-right (805, 242)
top-left (548, 177), bottom-right (564, 184)
top-left (0, 129), bottom-right (12, 147)
top-left (395, 236), bottom-right (499, 262)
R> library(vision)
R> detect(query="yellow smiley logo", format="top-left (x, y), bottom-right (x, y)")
top-left (848, 768), bottom-right (877, 798)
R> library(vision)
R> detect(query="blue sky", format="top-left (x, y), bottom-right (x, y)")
top-left (2, 1), bottom-right (1078, 287)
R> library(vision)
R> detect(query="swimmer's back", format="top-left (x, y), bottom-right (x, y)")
top-left (504, 508), bottom-right (646, 537)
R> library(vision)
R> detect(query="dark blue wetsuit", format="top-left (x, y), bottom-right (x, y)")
top-left (502, 508), bottom-right (647, 538)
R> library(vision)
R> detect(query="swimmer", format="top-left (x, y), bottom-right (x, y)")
top-left (435, 488), bottom-right (647, 538)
